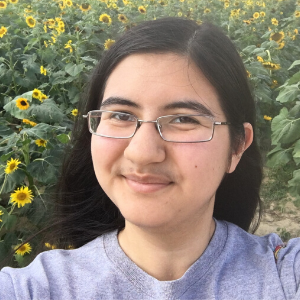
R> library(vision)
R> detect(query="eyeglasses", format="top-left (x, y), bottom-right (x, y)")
top-left (83, 110), bottom-right (231, 143)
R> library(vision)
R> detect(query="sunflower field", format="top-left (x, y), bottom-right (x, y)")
top-left (0, 0), bottom-right (300, 267)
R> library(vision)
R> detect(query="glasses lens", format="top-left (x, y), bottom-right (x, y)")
top-left (89, 111), bottom-right (137, 138)
top-left (158, 114), bottom-right (214, 142)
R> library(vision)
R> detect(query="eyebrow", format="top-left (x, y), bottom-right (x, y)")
top-left (101, 97), bottom-right (140, 109)
top-left (100, 97), bottom-right (214, 116)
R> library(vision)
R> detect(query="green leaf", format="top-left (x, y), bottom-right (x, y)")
top-left (276, 84), bottom-right (300, 103)
top-left (288, 60), bottom-right (300, 70)
top-left (0, 151), bottom-right (14, 163)
top-left (27, 159), bottom-right (58, 184)
top-left (27, 100), bottom-right (65, 123)
top-left (20, 123), bottom-right (65, 140)
top-left (267, 145), bottom-right (293, 167)
top-left (57, 133), bottom-right (70, 144)
top-left (0, 125), bottom-right (14, 137)
top-left (65, 63), bottom-right (85, 77)
top-left (287, 71), bottom-right (300, 85)
top-left (3, 214), bottom-right (17, 230)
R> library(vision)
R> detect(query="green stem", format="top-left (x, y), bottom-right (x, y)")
top-left (0, 175), bottom-right (7, 196)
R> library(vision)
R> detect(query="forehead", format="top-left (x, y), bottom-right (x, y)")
top-left (103, 53), bottom-right (224, 117)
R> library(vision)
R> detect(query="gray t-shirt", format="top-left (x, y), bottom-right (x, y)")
top-left (1, 220), bottom-right (300, 300)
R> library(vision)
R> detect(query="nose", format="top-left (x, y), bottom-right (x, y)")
top-left (123, 121), bottom-right (166, 166)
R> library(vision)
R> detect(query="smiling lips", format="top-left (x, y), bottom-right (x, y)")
top-left (123, 174), bottom-right (173, 193)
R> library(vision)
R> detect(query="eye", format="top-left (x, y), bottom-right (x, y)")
top-left (170, 116), bottom-right (200, 124)
top-left (109, 112), bottom-right (136, 122)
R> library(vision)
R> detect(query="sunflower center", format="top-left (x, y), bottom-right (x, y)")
top-left (19, 245), bottom-right (26, 251)
top-left (102, 16), bottom-right (109, 22)
top-left (9, 163), bottom-right (16, 170)
top-left (28, 19), bottom-right (35, 25)
top-left (21, 101), bottom-right (27, 106)
top-left (0, 3), bottom-right (4, 7)
top-left (82, 3), bottom-right (90, 9)
top-left (271, 33), bottom-right (283, 42)
top-left (17, 193), bottom-right (27, 201)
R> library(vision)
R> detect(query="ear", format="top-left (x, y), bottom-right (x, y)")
top-left (227, 122), bottom-right (253, 173)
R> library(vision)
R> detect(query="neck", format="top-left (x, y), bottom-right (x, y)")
top-left (118, 217), bottom-right (216, 281)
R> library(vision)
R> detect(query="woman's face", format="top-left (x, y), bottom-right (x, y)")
top-left (91, 53), bottom-right (241, 230)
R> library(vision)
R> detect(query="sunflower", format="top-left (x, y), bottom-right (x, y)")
top-left (66, 0), bottom-right (72, 6)
top-left (204, 8), bottom-right (211, 13)
top-left (15, 243), bottom-right (32, 256)
top-left (270, 31), bottom-right (284, 43)
top-left (262, 61), bottom-right (280, 70)
top-left (40, 93), bottom-right (48, 101)
top-left (260, 11), bottom-right (265, 17)
top-left (40, 66), bottom-right (47, 76)
top-left (35, 139), bottom-right (47, 147)
top-left (99, 13), bottom-right (112, 25)
top-left (32, 88), bottom-right (42, 100)
top-left (294, 29), bottom-right (299, 35)
top-left (0, 26), bottom-right (8, 38)
top-left (5, 158), bottom-right (21, 174)
top-left (257, 56), bottom-right (264, 62)
top-left (138, 6), bottom-right (146, 14)
top-left (277, 42), bottom-right (285, 49)
top-left (22, 119), bottom-right (37, 126)
top-left (10, 186), bottom-right (34, 208)
top-left (246, 70), bottom-right (251, 78)
top-left (0, 210), bottom-right (3, 223)
top-left (295, 11), bottom-right (300, 18)
top-left (243, 20), bottom-right (251, 25)
top-left (104, 39), bottom-right (115, 50)
top-left (45, 242), bottom-right (57, 249)
top-left (71, 108), bottom-right (78, 116)
top-left (118, 14), bottom-right (128, 23)
top-left (0, 1), bottom-right (7, 9)
top-left (9, 0), bottom-right (18, 3)
top-left (79, 3), bottom-right (91, 11)
top-left (224, 2), bottom-right (229, 8)
top-left (26, 16), bottom-right (36, 28)
top-left (253, 12), bottom-right (259, 19)
top-left (271, 18), bottom-right (278, 26)
top-left (263, 115), bottom-right (272, 121)
top-left (16, 98), bottom-right (30, 110)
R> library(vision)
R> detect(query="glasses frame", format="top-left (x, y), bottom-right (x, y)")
top-left (83, 110), bottom-right (231, 143)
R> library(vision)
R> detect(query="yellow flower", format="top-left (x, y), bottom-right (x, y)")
top-left (118, 14), bottom-right (128, 23)
top-left (0, 1), bottom-right (7, 9)
top-left (138, 6), bottom-right (146, 14)
top-left (257, 56), bottom-right (264, 62)
top-left (224, 2), bottom-right (229, 8)
top-left (243, 20), bottom-right (251, 25)
top-left (23, 119), bottom-right (37, 126)
top-left (26, 16), bottom-right (36, 28)
top-left (51, 36), bottom-right (56, 43)
top-left (40, 93), bottom-right (48, 101)
top-left (260, 11), bottom-right (265, 17)
top-left (253, 12), bottom-right (259, 18)
top-left (0, 210), bottom-right (3, 222)
top-left (10, 186), bottom-right (34, 208)
top-left (35, 139), bottom-right (47, 147)
top-left (104, 39), bottom-right (115, 50)
top-left (5, 158), bottom-right (21, 174)
top-left (204, 8), bottom-right (211, 13)
top-left (294, 29), bottom-right (299, 35)
top-left (46, 19), bottom-right (55, 28)
top-left (66, 0), bottom-right (72, 6)
top-left (0, 26), bottom-right (8, 38)
top-left (64, 40), bottom-right (73, 53)
top-left (79, 3), bottom-right (91, 11)
top-left (99, 13), bottom-right (112, 25)
top-left (271, 79), bottom-right (278, 88)
top-left (40, 66), bottom-right (47, 76)
top-left (271, 18), bottom-right (278, 26)
top-left (246, 70), bottom-right (251, 78)
top-left (45, 242), bottom-right (57, 249)
top-left (178, 11), bottom-right (183, 17)
top-left (262, 61), bottom-right (280, 70)
top-left (9, 0), bottom-right (18, 4)
top-left (71, 108), bottom-right (78, 116)
top-left (264, 115), bottom-right (272, 121)
top-left (15, 243), bottom-right (32, 256)
top-left (32, 88), bottom-right (42, 100)
top-left (276, 42), bottom-right (285, 49)
top-left (295, 11), bottom-right (300, 18)
top-left (16, 98), bottom-right (30, 110)
top-left (270, 31), bottom-right (284, 43)
top-left (123, 0), bottom-right (129, 4)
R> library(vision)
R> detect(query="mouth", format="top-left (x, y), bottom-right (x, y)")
top-left (122, 174), bottom-right (173, 194)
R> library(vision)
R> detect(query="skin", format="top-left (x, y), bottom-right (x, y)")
top-left (91, 53), bottom-right (253, 281)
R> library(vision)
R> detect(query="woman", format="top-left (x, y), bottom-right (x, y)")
top-left (1, 17), bottom-right (299, 300)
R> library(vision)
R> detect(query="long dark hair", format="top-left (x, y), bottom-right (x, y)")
top-left (47, 17), bottom-right (262, 249)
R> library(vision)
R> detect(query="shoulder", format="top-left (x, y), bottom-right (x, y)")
top-left (0, 232), bottom-right (116, 300)
top-left (219, 220), bottom-right (300, 298)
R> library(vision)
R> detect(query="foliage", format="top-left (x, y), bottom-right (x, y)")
top-left (0, 0), bottom-right (300, 267)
